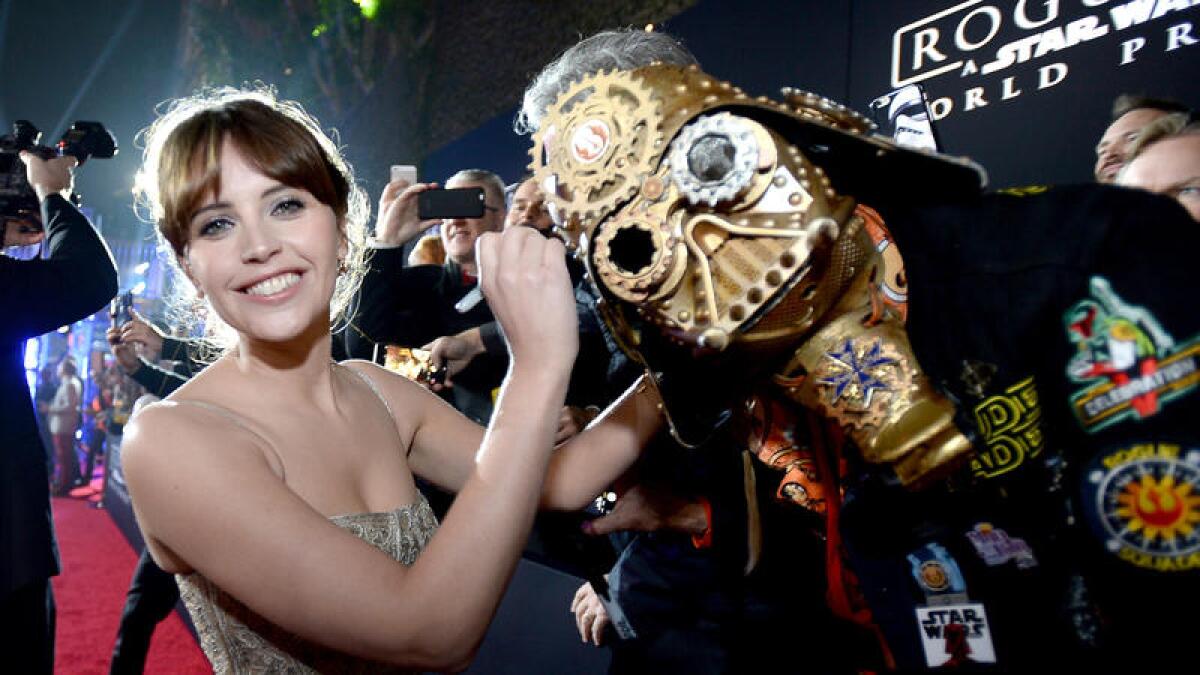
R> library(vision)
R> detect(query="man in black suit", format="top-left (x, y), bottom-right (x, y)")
top-left (0, 151), bottom-right (118, 673)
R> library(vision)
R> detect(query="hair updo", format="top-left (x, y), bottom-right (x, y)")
top-left (134, 87), bottom-right (369, 347)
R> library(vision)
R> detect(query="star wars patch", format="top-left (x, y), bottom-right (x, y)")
top-left (970, 376), bottom-right (1044, 480)
top-left (907, 543), bottom-right (967, 605)
top-left (1081, 442), bottom-right (1200, 573)
top-left (965, 523), bottom-right (1037, 569)
top-left (915, 603), bottom-right (997, 668)
top-left (1065, 276), bottom-right (1200, 432)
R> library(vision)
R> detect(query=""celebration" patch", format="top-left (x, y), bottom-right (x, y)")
top-left (1065, 277), bottom-right (1200, 432)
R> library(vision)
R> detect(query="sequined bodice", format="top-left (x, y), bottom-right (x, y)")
top-left (176, 494), bottom-right (438, 674)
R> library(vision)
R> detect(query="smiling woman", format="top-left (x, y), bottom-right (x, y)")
top-left (134, 89), bottom-right (369, 352)
top-left (121, 87), bottom-right (664, 672)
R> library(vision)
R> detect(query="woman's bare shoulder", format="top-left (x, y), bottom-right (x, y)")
top-left (339, 358), bottom-right (437, 405)
top-left (121, 378), bottom-right (281, 485)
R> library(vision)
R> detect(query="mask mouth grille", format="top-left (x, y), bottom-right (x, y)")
top-left (592, 214), bottom-right (680, 303)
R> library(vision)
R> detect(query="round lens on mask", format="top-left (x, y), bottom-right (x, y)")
top-left (688, 134), bottom-right (737, 182)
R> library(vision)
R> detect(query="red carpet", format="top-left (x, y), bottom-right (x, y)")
top-left (51, 492), bottom-right (210, 674)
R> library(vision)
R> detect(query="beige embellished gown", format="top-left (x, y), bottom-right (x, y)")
top-left (176, 495), bottom-right (438, 674)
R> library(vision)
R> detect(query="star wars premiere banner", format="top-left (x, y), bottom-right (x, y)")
top-left (846, 0), bottom-right (1200, 187)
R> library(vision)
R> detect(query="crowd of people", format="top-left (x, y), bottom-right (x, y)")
top-left (2, 24), bottom-right (1198, 675)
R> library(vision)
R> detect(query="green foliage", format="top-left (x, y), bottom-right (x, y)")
top-left (183, 0), bottom-right (433, 123)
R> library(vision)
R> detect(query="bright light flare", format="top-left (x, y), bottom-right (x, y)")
top-left (354, 0), bottom-right (380, 20)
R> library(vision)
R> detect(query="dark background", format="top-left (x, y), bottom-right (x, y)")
top-left (3, 0), bottom-right (1196, 245)
top-left (425, 0), bottom-right (1199, 191)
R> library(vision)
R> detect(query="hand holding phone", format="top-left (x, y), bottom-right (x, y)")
top-left (375, 175), bottom-right (439, 247)
top-left (109, 291), bottom-right (134, 329)
top-left (390, 164), bottom-right (418, 185)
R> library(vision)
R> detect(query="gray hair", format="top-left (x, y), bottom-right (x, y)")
top-left (446, 168), bottom-right (507, 208)
top-left (1127, 112), bottom-right (1200, 162)
top-left (515, 28), bottom-right (698, 135)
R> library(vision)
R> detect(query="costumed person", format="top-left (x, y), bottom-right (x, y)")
top-left (122, 87), bottom-right (664, 672)
top-left (523, 28), bottom-right (1199, 672)
top-left (524, 30), bottom-right (879, 673)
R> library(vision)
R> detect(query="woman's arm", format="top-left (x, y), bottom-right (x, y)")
top-left (126, 227), bottom-right (583, 670)
top-left (123, 403), bottom-right (501, 670)
top-left (379, 366), bottom-right (662, 511)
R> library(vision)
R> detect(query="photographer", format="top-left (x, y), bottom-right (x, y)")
top-left (0, 151), bottom-right (118, 673)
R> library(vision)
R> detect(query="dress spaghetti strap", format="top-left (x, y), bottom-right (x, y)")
top-left (170, 399), bottom-right (289, 481)
top-left (336, 363), bottom-right (412, 457)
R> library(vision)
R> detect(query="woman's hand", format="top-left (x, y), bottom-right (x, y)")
top-left (476, 227), bottom-right (577, 375)
top-left (374, 179), bottom-right (441, 246)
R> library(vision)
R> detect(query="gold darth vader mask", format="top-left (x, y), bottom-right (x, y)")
top-left (530, 64), bottom-right (983, 359)
top-left (531, 65), bottom-right (986, 485)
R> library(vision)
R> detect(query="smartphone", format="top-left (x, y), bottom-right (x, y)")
top-left (109, 291), bottom-right (134, 328)
top-left (868, 83), bottom-right (941, 153)
top-left (418, 187), bottom-right (486, 220)
top-left (390, 164), bottom-right (418, 184)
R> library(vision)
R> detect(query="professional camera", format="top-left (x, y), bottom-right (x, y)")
top-left (0, 119), bottom-right (118, 227)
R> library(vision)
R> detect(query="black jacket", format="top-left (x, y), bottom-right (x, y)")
top-left (347, 247), bottom-right (506, 424)
top-left (841, 184), bottom-right (1200, 671)
top-left (1, 195), bottom-right (118, 593)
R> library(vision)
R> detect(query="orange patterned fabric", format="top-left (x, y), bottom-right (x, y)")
top-left (742, 390), bottom-right (895, 668)
top-left (746, 393), bottom-right (828, 514)
top-left (858, 203), bottom-right (909, 326)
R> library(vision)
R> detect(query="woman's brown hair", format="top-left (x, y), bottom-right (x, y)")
top-left (134, 87), bottom-right (369, 349)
